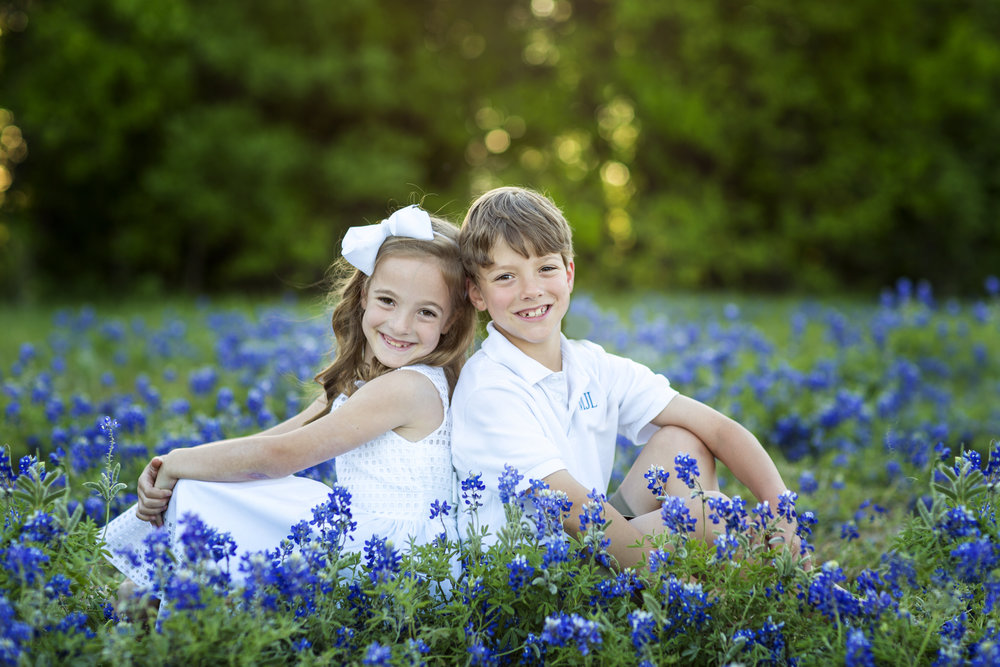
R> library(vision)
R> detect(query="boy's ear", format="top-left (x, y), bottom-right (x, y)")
top-left (566, 259), bottom-right (575, 292)
top-left (467, 277), bottom-right (489, 312)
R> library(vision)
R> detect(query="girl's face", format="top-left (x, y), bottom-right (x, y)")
top-left (361, 255), bottom-right (453, 368)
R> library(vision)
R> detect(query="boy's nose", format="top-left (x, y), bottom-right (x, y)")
top-left (520, 277), bottom-right (543, 299)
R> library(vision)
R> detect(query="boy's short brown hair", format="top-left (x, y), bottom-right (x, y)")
top-left (460, 186), bottom-right (574, 276)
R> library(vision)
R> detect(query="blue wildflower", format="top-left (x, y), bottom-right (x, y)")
top-left (845, 627), bottom-right (875, 667)
top-left (660, 495), bottom-right (697, 536)
top-left (507, 554), bottom-right (535, 595)
top-left (363, 536), bottom-right (402, 586)
top-left (429, 499), bottom-right (451, 521)
top-left (461, 473), bottom-right (486, 511)
top-left (2, 543), bottom-right (50, 585)
top-left (497, 464), bottom-right (523, 504)
top-left (540, 612), bottom-right (603, 656)
top-left (628, 609), bottom-right (657, 651)
top-left (363, 640), bottom-right (393, 666)
top-left (644, 465), bottom-right (670, 498)
top-left (673, 453), bottom-right (700, 489)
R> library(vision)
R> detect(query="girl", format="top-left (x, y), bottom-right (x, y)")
top-left (103, 205), bottom-right (476, 594)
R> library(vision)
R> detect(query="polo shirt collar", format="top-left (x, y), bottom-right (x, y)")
top-left (481, 321), bottom-right (571, 386)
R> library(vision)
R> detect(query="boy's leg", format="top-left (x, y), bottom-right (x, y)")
top-left (609, 425), bottom-right (720, 518)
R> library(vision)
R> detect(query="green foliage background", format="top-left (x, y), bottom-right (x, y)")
top-left (1, 0), bottom-right (999, 300)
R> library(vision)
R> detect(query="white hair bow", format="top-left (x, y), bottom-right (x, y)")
top-left (341, 205), bottom-right (434, 275)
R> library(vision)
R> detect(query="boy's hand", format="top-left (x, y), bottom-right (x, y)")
top-left (135, 457), bottom-right (172, 527)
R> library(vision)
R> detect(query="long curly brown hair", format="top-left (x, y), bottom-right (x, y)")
top-left (312, 214), bottom-right (476, 409)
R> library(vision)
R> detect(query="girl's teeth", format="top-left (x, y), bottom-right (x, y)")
top-left (522, 306), bottom-right (547, 317)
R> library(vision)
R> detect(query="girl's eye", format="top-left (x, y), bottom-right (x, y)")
top-left (377, 297), bottom-right (394, 306)
top-left (418, 309), bottom-right (438, 318)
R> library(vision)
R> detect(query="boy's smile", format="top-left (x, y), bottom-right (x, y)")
top-left (468, 241), bottom-right (574, 370)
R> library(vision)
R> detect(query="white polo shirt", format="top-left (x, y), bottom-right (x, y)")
top-left (451, 321), bottom-right (677, 539)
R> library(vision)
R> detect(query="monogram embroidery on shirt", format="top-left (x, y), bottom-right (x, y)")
top-left (578, 392), bottom-right (597, 410)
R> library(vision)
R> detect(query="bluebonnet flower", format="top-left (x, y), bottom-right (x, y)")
top-left (309, 486), bottom-right (357, 554)
top-left (497, 464), bottom-right (523, 504)
top-left (674, 453), bottom-right (700, 489)
top-left (429, 499), bottom-right (451, 521)
top-left (0, 594), bottom-right (32, 664)
top-left (163, 569), bottom-right (205, 611)
top-left (117, 403), bottom-right (147, 434)
top-left (798, 470), bottom-right (818, 495)
top-left (733, 617), bottom-right (788, 665)
top-left (44, 573), bottom-right (72, 600)
top-left (647, 548), bottom-right (673, 575)
top-left (168, 397), bottom-right (191, 416)
top-left (644, 465), bottom-right (670, 498)
top-left (20, 510), bottom-right (62, 544)
top-left (362, 640), bottom-right (393, 666)
top-left (660, 495), bottom-right (697, 536)
top-left (950, 537), bottom-right (999, 583)
top-left (216, 386), bottom-right (235, 412)
top-left (713, 532), bottom-right (741, 561)
top-left (461, 473), bottom-right (486, 512)
top-left (706, 494), bottom-right (749, 533)
top-left (591, 570), bottom-right (643, 608)
top-left (188, 366), bottom-right (218, 395)
top-left (937, 506), bottom-right (981, 540)
top-left (840, 521), bottom-right (860, 542)
top-left (2, 543), bottom-right (50, 584)
top-left (659, 575), bottom-right (713, 637)
top-left (628, 609), bottom-right (657, 651)
top-left (363, 536), bottom-right (402, 586)
top-left (528, 484), bottom-right (572, 542)
top-left (292, 638), bottom-right (311, 652)
top-left (845, 627), bottom-right (875, 667)
top-left (751, 500), bottom-right (774, 531)
top-left (466, 639), bottom-right (497, 666)
top-left (772, 414), bottom-right (813, 462)
top-left (540, 535), bottom-right (571, 569)
top-left (776, 490), bottom-right (798, 522)
top-left (540, 612), bottom-right (603, 656)
top-left (802, 561), bottom-right (860, 621)
top-left (881, 551), bottom-right (917, 598)
top-left (507, 554), bottom-right (535, 595)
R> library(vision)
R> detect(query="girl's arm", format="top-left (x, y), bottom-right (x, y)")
top-left (135, 394), bottom-right (333, 525)
top-left (152, 369), bottom-right (443, 489)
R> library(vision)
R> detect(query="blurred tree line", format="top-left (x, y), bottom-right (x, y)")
top-left (1, 0), bottom-right (998, 301)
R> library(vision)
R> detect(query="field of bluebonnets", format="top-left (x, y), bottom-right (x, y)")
top-left (2, 278), bottom-right (1000, 665)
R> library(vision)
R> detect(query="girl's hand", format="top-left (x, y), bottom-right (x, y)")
top-left (135, 457), bottom-right (173, 527)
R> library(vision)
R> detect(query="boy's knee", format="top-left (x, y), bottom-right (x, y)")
top-left (646, 426), bottom-right (718, 488)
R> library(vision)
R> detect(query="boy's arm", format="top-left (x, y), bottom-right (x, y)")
top-left (544, 469), bottom-right (653, 570)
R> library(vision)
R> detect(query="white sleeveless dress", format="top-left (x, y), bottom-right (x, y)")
top-left (102, 364), bottom-right (458, 586)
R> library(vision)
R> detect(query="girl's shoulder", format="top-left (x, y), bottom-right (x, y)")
top-left (392, 364), bottom-right (449, 405)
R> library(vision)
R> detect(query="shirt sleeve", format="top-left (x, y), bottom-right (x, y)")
top-left (452, 382), bottom-right (564, 494)
top-left (602, 349), bottom-right (678, 445)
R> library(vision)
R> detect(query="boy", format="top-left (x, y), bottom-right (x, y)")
top-left (451, 186), bottom-right (798, 570)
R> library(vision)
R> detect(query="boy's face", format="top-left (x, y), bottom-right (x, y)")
top-left (468, 240), bottom-right (574, 364)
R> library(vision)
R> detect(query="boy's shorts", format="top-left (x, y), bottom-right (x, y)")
top-left (607, 488), bottom-right (637, 520)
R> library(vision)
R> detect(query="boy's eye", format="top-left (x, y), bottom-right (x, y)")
top-left (494, 273), bottom-right (513, 282)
